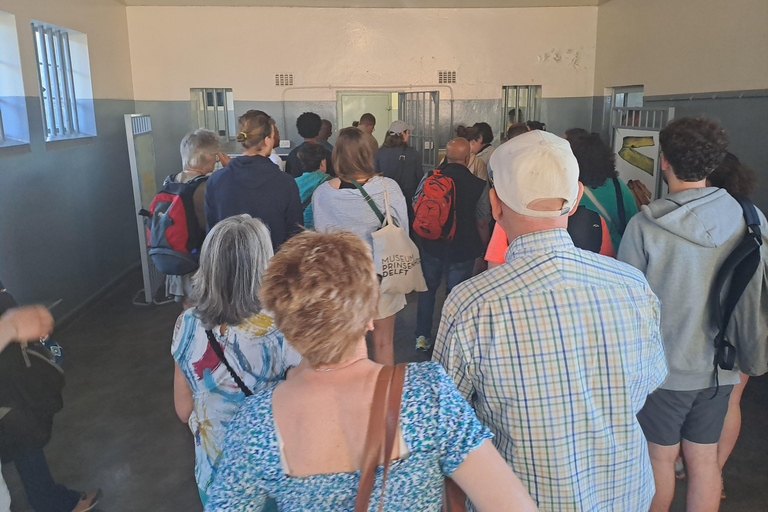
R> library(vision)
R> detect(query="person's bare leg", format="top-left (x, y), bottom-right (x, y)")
top-left (648, 442), bottom-right (680, 512)
top-left (682, 439), bottom-right (721, 512)
top-left (717, 373), bottom-right (748, 470)
top-left (371, 315), bottom-right (395, 365)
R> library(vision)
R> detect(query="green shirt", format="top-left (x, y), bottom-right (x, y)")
top-left (579, 178), bottom-right (639, 251)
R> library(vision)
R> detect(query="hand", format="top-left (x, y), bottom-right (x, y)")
top-left (217, 152), bottom-right (231, 167)
top-left (0, 306), bottom-right (54, 345)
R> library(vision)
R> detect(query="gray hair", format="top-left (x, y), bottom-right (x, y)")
top-left (191, 215), bottom-right (273, 328)
top-left (180, 129), bottom-right (220, 170)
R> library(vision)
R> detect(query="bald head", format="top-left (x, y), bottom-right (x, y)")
top-left (446, 137), bottom-right (471, 166)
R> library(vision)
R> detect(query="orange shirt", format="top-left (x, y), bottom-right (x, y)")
top-left (485, 220), bottom-right (615, 264)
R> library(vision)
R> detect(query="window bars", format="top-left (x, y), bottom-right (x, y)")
top-left (32, 23), bottom-right (79, 140)
top-left (190, 88), bottom-right (235, 140)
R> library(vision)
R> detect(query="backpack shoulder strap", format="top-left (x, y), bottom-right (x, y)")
top-left (205, 329), bottom-right (253, 396)
top-left (613, 177), bottom-right (627, 235)
top-left (350, 180), bottom-right (385, 224)
top-left (711, 195), bottom-right (763, 371)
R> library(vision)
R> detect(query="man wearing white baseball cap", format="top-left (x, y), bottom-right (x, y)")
top-left (433, 130), bottom-right (668, 511)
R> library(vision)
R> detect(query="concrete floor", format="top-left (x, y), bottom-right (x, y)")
top-left (3, 269), bottom-right (766, 511)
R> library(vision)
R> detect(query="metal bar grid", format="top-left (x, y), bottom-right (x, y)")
top-left (33, 26), bottom-right (56, 139)
top-left (61, 31), bottom-right (78, 133)
top-left (32, 24), bottom-right (79, 140)
top-left (47, 28), bottom-right (66, 136)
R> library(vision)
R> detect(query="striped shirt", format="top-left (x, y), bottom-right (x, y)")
top-left (433, 229), bottom-right (667, 512)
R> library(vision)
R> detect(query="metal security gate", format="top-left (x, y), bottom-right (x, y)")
top-left (398, 92), bottom-right (439, 174)
top-left (125, 114), bottom-right (168, 306)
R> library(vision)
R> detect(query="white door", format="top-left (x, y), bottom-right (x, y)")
top-left (337, 92), bottom-right (392, 146)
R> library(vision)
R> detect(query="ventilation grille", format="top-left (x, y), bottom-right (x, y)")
top-left (275, 73), bottom-right (294, 86)
top-left (438, 70), bottom-right (456, 84)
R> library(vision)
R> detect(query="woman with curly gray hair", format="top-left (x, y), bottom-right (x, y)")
top-left (171, 214), bottom-right (300, 507)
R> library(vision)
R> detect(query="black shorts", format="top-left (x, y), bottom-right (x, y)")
top-left (637, 386), bottom-right (733, 446)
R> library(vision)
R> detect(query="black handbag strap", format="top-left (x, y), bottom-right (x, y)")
top-left (612, 177), bottom-right (627, 235)
top-left (205, 329), bottom-right (253, 396)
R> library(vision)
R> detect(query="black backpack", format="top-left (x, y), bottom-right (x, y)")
top-left (712, 195), bottom-right (765, 381)
top-left (139, 174), bottom-right (207, 276)
top-left (0, 285), bottom-right (65, 462)
top-left (568, 206), bottom-right (603, 254)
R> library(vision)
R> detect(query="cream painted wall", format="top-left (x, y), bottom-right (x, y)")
top-left (594, 0), bottom-right (768, 95)
top-left (126, 6), bottom-right (597, 102)
top-left (1, 0), bottom-right (134, 100)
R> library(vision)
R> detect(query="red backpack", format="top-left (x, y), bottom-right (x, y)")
top-left (139, 174), bottom-right (207, 275)
top-left (412, 169), bottom-right (456, 240)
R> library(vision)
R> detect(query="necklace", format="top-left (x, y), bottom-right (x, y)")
top-left (313, 357), bottom-right (367, 372)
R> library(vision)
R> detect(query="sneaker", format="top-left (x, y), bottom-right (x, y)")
top-left (415, 336), bottom-right (431, 351)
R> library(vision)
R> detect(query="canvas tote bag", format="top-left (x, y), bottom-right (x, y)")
top-left (352, 182), bottom-right (427, 295)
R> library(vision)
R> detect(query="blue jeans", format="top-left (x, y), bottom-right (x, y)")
top-left (416, 250), bottom-right (475, 339)
top-left (14, 448), bottom-right (80, 512)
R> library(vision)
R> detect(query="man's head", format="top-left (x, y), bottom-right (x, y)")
top-left (659, 117), bottom-right (728, 183)
top-left (180, 129), bottom-right (220, 173)
top-left (358, 113), bottom-right (376, 134)
top-left (445, 138), bottom-right (471, 167)
top-left (318, 119), bottom-right (333, 140)
top-left (508, 109), bottom-right (520, 123)
top-left (506, 123), bottom-right (529, 140)
top-left (489, 130), bottom-right (582, 240)
top-left (296, 112), bottom-right (322, 140)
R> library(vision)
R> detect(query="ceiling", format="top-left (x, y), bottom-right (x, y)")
top-left (119, 0), bottom-right (609, 7)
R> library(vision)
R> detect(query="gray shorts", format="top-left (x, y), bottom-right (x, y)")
top-left (637, 386), bottom-right (733, 446)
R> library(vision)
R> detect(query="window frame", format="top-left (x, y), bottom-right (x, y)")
top-left (0, 11), bottom-right (30, 148)
top-left (31, 22), bottom-right (82, 141)
top-left (190, 88), bottom-right (236, 141)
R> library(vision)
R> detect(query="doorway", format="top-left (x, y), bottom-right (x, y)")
top-left (337, 92), bottom-right (393, 146)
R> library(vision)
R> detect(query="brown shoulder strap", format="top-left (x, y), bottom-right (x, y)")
top-left (354, 366), bottom-right (393, 512)
top-left (376, 363), bottom-right (407, 510)
top-left (354, 364), bottom-right (408, 512)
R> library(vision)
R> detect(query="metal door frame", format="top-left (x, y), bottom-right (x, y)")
top-left (398, 91), bottom-right (439, 174)
top-left (124, 114), bottom-right (167, 306)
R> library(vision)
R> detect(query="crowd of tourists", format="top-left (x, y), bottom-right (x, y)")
top-left (1, 108), bottom-right (766, 512)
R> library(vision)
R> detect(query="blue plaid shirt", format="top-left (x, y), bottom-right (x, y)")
top-left (433, 229), bottom-right (667, 512)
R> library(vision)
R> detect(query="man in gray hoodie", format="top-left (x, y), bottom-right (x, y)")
top-left (619, 117), bottom-right (768, 512)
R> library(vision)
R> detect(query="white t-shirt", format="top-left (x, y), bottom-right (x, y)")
top-left (270, 151), bottom-right (285, 172)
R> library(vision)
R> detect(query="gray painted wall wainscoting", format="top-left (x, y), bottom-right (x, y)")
top-left (0, 98), bottom-right (139, 320)
top-left (137, 96), bottom-right (595, 183)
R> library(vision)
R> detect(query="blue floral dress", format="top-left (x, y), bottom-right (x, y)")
top-left (206, 362), bottom-right (492, 512)
top-left (172, 309), bottom-right (301, 506)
